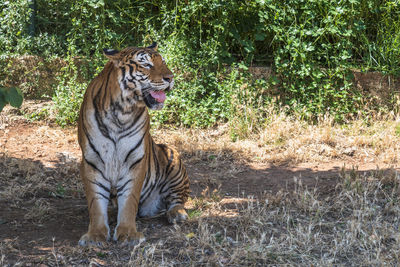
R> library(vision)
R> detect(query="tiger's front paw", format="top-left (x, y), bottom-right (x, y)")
top-left (78, 230), bottom-right (109, 247)
top-left (113, 225), bottom-right (145, 246)
top-left (167, 205), bottom-right (188, 224)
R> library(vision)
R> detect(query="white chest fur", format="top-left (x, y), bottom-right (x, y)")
top-left (83, 109), bottom-right (145, 186)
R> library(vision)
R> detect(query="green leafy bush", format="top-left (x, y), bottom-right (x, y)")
top-left (1, 0), bottom-right (400, 127)
top-left (52, 58), bottom-right (86, 127)
top-left (258, 0), bottom-right (365, 120)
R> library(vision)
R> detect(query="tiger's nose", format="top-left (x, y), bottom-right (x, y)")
top-left (163, 74), bottom-right (173, 83)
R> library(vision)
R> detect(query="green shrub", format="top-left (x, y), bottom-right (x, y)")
top-left (52, 58), bottom-right (86, 127)
top-left (151, 63), bottom-right (270, 136)
top-left (259, 0), bottom-right (365, 121)
top-left (1, 0), bottom-right (400, 127)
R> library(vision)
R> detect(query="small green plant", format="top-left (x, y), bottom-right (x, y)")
top-left (25, 107), bottom-right (50, 122)
top-left (52, 57), bottom-right (87, 127)
top-left (49, 183), bottom-right (66, 198)
top-left (395, 124), bottom-right (400, 137)
top-left (188, 209), bottom-right (203, 219)
top-left (0, 87), bottom-right (23, 112)
top-left (52, 78), bottom-right (86, 127)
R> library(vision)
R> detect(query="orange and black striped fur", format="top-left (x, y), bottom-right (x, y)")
top-left (77, 43), bottom-right (189, 246)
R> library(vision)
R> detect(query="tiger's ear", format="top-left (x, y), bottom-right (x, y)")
top-left (103, 48), bottom-right (120, 60)
top-left (147, 42), bottom-right (158, 51)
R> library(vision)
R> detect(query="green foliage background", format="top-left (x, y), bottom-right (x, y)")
top-left (1, 0), bottom-right (400, 131)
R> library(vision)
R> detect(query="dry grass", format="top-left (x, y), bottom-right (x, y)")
top-left (23, 199), bottom-right (52, 223)
top-left (4, 100), bottom-right (400, 167)
top-left (3, 168), bottom-right (398, 266)
top-left (0, 154), bottom-right (81, 204)
top-left (153, 111), bottom-right (400, 167)
top-left (1, 103), bottom-right (400, 265)
top-left (125, 170), bottom-right (400, 265)
top-left (256, 114), bottom-right (400, 164)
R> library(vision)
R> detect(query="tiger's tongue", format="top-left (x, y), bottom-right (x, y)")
top-left (149, 90), bottom-right (166, 103)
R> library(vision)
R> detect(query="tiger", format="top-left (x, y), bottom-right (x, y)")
top-left (77, 43), bottom-right (190, 246)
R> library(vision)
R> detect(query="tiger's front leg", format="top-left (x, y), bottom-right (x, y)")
top-left (113, 166), bottom-right (146, 246)
top-left (79, 161), bottom-right (110, 247)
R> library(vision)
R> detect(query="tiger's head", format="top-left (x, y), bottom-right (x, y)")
top-left (104, 43), bottom-right (174, 110)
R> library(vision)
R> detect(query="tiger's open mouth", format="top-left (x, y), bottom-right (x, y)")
top-left (143, 87), bottom-right (170, 109)
top-left (149, 90), bottom-right (166, 103)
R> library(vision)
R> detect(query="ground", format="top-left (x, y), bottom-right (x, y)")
top-left (1, 103), bottom-right (400, 266)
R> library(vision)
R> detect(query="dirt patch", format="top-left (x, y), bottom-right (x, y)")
top-left (1, 118), bottom-right (399, 265)
top-left (353, 70), bottom-right (400, 105)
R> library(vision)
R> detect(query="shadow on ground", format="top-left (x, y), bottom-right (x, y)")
top-left (0, 147), bottom-right (397, 264)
